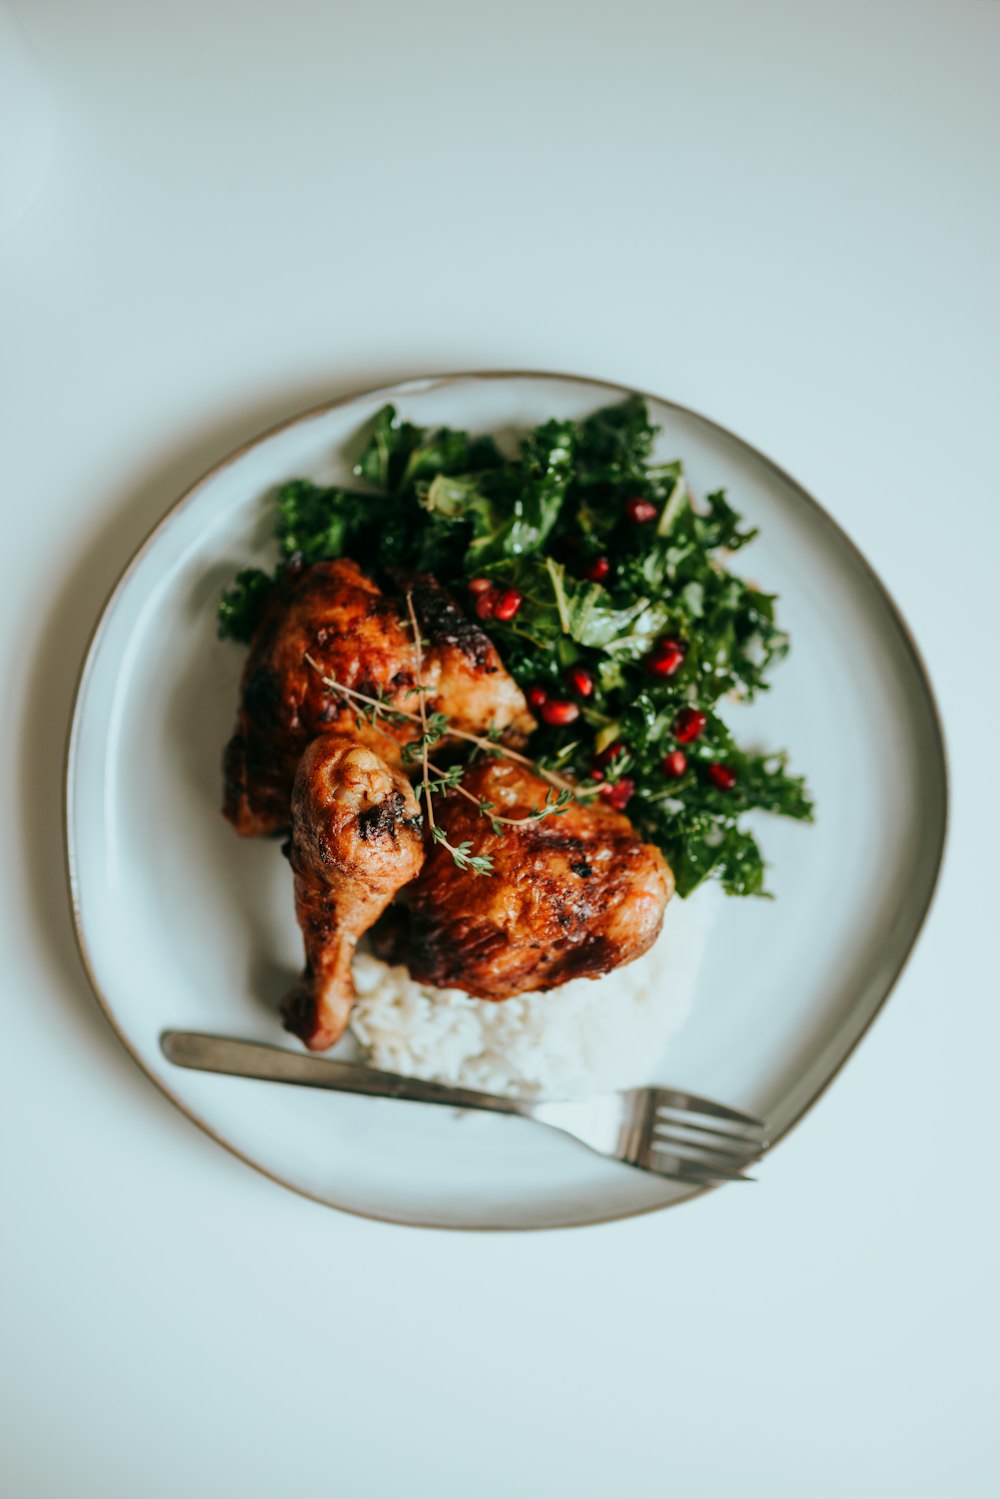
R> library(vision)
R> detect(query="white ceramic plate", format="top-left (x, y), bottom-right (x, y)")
top-left (66, 373), bottom-right (947, 1230)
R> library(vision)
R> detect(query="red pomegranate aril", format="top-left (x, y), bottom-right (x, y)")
top-left (474, 590), bottom-right (497, 620)
top-left (584, 554), bottom-right (611, 582)
top-left (708, 762), bottom-right (737, 791)
top-left (625, 496), bottom-right (658, 524)
top-left (567, 666), bottom-right (595, 697)
top-left (539, 699), bottom-right (580, 727)
top-left (662, 750), bottom-right (688, 778)
top-left (492, 588), bottom-right (523, 621)
top-left (595, 739), bottom-right (625, 769)
top-left (599, 776), bottom-right (635, 811)
top-left (467, 576), bottom-right (493, 596)
top-left (647, 639), bottom-right (685, 678)
top-left (674, 707), bottom-right (707, 744)
top-left (525, 684), bottom-right (549, 711)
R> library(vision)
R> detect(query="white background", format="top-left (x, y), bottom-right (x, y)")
top-left (2, 2), bottom-right (998, 1495)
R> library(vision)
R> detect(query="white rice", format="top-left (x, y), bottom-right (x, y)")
top-left (349, 884), bottom-right (718, 1097)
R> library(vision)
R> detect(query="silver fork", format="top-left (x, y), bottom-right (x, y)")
top-left (161, 1031), bottom-right (769, 1187)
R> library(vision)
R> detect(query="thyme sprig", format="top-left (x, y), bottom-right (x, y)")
top-left (403, 592), bottom-right (495, 875)
top-left (302, 628), bottom-right (595, 876)
top-left (428, 828), bottom-right (494, 876)
top-left (300, 656), bottom-right (589, 798)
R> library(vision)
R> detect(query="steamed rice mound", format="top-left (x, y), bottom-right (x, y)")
top-left (350, 885), bottom-right (717, 1098)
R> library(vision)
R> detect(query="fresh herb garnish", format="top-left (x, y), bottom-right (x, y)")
top-left (220, 397), bottom-right (813, 896)
top-left (301, 643), bottom-right (592, 874)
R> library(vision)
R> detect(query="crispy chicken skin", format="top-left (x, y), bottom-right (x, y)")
top-left (385, 760), bottom-right (674, 999)
top-left (223, 558), bottom-right (533, 837)
top-left (282, 735), bottom-right (425, 1051)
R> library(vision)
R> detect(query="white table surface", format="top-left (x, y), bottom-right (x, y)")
top-left (2, 3), bottom-right (998, 1495)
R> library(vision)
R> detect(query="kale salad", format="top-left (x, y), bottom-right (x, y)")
top-left (219, 396), bottom-right (812, 897)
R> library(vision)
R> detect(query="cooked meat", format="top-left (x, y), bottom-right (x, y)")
top-left (383, 759), bottom-right (674, 999)
top-left (282, 735), bottom-right (425, 1051)
top-left (223, 558), bottom-right (533, 837)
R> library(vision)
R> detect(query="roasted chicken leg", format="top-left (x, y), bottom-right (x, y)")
top-left (223, 558), bottom-right (533, 837)
top-left (381, 759), bottom-right (674, 999)
top-left (282, 735), bottom-right (425, 1051)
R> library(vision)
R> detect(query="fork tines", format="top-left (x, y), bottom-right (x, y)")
top-left (652, 1086), bottom-right (766, 1127)
top-left (647, 1090), bottom-right (768, 1184)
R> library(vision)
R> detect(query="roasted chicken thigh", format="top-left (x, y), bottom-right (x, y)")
top-left (223, 558), bottom-right (533, 837)
top-left (381, 759), bottom-right (674, 1000)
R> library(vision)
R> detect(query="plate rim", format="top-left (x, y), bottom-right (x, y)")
top-left (63, 368), bottom-right (950, 1230)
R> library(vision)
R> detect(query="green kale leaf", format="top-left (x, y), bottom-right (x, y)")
top-left (217, 568), bottom-right (272, 643)
top-left (275, 479), bottom-right (375, 562)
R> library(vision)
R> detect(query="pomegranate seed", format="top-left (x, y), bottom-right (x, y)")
top-left (474, 590), bottom-right (497, 620)
top-left (567, 666), bottom-right (595, 697)
top-left (588, 767), bottom-right (605, 782)
top-left (647, 639), bottom-right (685, 678)
top-left (492, 588), bottom-right (523, 621)
top-left (467, 577), bottom-right (492, 595)
top-left (708, 762), bottom-right (737, 791)
top-left (584, 555), bottom-right (611, 583)
top-left (539, 699), bottom-right (580, 727)
top-left (525, 684), bottom-right (549, 710)
top-left (624, 496), bottom-right (658, 524)
top-left (674, 708), bottom-right (707, 743)
top-left (595, 740), bottom-right (626, 769)
top-left (599, 777), bottom-right (635, 811)
top-left (662, 750), bottom-right (688, 778)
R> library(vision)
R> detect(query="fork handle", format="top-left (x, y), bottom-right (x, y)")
top-left (160, 1031), bottom-right (531, 1117)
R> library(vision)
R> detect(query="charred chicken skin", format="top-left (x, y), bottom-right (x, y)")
top-left (282, 735), bottom-right (425, 1051)
top-left (223, 558), bottom-right (533, 837)
top-left (382, 759), bottom-right (674, 999)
